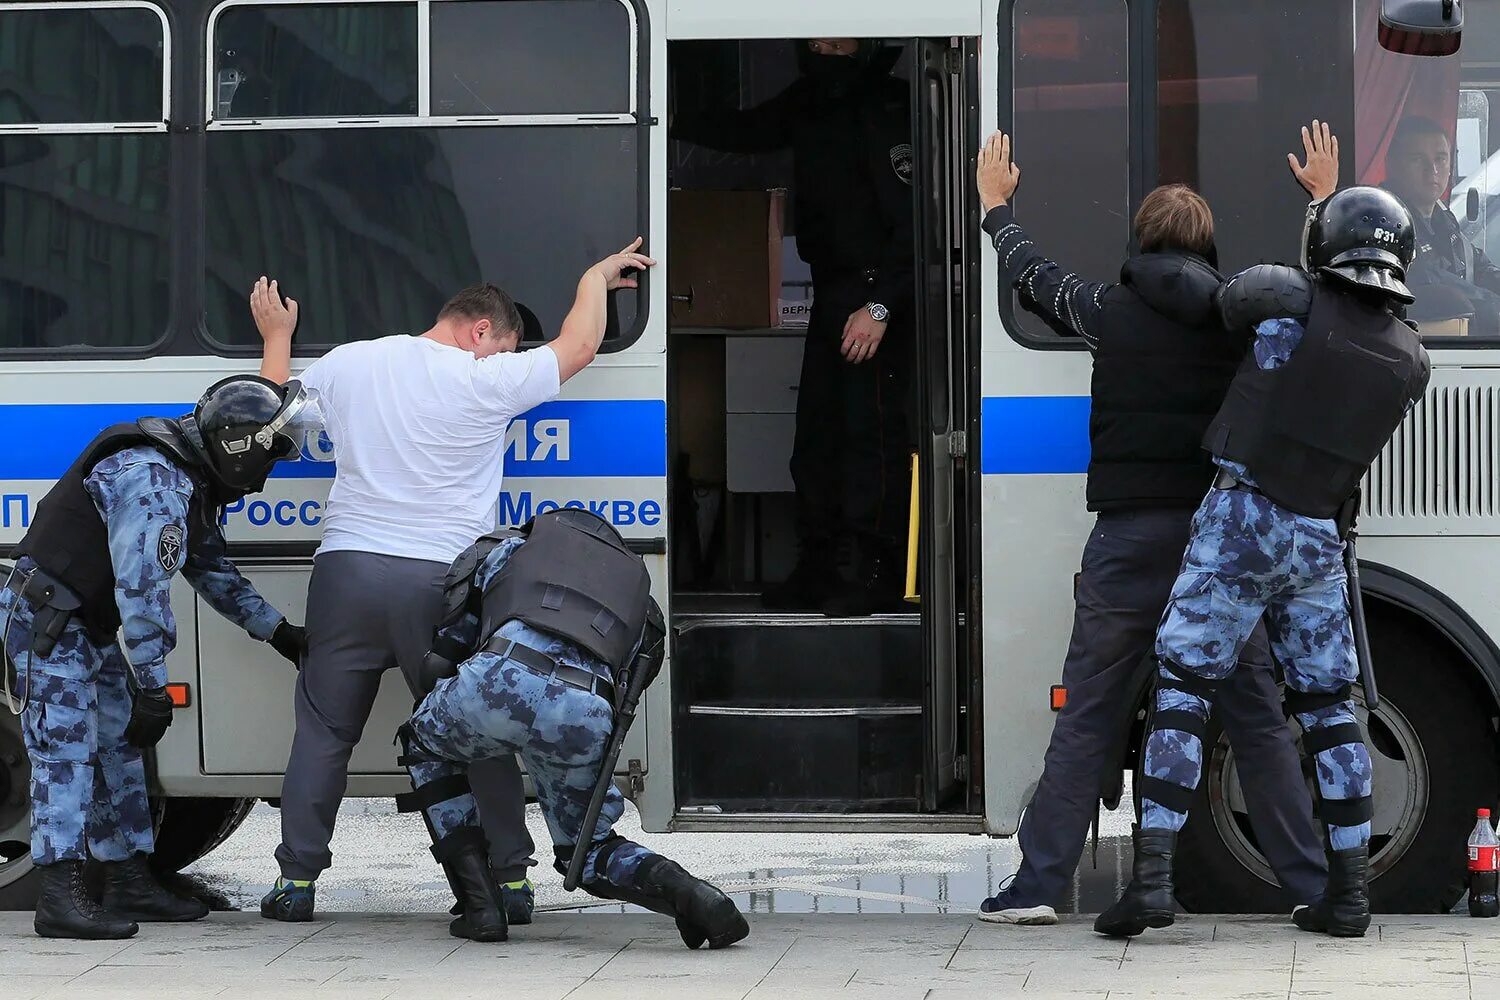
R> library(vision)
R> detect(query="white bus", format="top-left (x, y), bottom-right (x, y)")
top-left (0, 0), bottom-right (1488, 915)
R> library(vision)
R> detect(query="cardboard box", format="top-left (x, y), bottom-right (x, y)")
top-left (1420, 317), bottom-right (1470, 336)
top-left (670, 189), bottom-right (798, 329)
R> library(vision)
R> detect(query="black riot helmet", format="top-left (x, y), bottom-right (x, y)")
top-left (188, 375), bottom-right (313, 495)
top-left (1305, 186), bottom-right (1416, 304)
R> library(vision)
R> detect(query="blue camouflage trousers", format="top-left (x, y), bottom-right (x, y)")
top-left (0, 589), bottom-right (154, 865)
top-left (1142, 487), bottom-right (1372, 851)
top-left (405, 631), bottom-right (655, 890)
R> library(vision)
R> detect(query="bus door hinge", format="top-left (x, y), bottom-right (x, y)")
top-left (627, 758), bottom-right (645, 796)
top-left (946, 431), bottom-right (967, 459)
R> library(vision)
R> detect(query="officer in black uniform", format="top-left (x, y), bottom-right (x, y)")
top-left (673, 38), bottom-right (916, 615)
top-left (2, 376), bottom-right (309, 938)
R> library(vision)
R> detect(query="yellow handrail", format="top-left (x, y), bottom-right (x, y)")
top-left (905, 451), bottom-right (919, 604)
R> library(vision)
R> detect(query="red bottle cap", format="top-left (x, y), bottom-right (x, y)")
top-left (1482, 809), bottom-right (1492, 819)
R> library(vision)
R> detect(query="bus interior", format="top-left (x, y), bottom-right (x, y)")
top-left (662, 37), bottom-right (982, 823)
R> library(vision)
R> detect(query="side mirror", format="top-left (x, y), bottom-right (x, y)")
top-left (1379, 0), bottom-right (1464, 56)
top-left (1469, 186), bottom-right (1482, 222)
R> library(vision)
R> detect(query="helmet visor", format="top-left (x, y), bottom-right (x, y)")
top-left (253, 381), bottom-right (322, 461)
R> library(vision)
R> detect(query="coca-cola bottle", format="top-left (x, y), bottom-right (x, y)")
top-left (1469, 808), bottom-right (1499, 917)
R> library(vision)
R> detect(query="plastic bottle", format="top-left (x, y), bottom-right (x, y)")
top-left (1468, 808), bottom-right (1499, 917)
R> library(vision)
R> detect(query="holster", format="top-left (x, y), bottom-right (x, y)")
top-left (7, 566), bottom-right (82, 658)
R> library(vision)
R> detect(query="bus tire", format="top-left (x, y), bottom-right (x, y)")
top-left (149, 796), bottom-right (257, 874)
top-left (1166, 605), bottom-right (1496, 915)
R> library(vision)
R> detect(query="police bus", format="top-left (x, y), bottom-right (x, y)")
top-left (0, 0), bottom-right (1490, 914)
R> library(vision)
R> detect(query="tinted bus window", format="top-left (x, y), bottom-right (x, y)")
top-left (430, 0), bottom-right (633, 116)
top-left (0, 6), bottom-right (165, 126)
top-left (212, 3), bottom-right (419, 120)
top-left (204, 126), bottom-right (640, 348)
top-left (1007, 0), bottom-right (1129, 344)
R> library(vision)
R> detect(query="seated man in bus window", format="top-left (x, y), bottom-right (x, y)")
top-left (1382, 115), bottom-right (1500, 334)
top-left (969, 125), bottom-right (1337, 925)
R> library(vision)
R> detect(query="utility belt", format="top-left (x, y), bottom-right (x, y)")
top-left (1211, 466), bottom-right (1361, 541)
top-left (4, 563), bottom-right (83, 659)
top-left (479, 633), bottom-right (616, 707)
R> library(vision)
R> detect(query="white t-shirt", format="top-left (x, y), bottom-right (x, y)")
top-left (298, 335), bottom-right (561, 564)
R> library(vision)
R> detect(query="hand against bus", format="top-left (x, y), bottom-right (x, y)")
top-left (977, 131), bottom-right (1021, 213)
top-left (1289, 119), bottom-right (1339, 201)
top-left (842, 307), bottom-right (886, 363)
top-left (590, 237), bottom-right (657, 291)
top-left (251, 276), bottom-right (299, 342)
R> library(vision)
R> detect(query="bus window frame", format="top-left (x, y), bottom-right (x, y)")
top-left (197, 0), bottom-right (652, 358)
top-left (0, 0), bottom-right (175, 360)
top-left (995, 0), bottom-right (1143, 354)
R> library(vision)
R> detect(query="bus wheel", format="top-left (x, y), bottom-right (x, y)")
top-left (149, 797), bottom-right (257, 874)
top-left (0, 711), bottom-right (37, 909)
top-left (1168, 607), bottom-right (1496, 915)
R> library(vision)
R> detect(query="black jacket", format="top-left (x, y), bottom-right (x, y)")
top-left (984, 206), bottom-right (1249, 511)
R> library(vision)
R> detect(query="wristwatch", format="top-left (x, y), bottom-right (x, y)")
top-left (865, 302), bottom-right (890, 322)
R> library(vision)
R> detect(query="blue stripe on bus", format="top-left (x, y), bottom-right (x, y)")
top-left (0, 400), bottom-right (666, 480)
top-left (980, 395), bottom-right (1091, 475)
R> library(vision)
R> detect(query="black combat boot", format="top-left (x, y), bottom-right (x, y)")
top-left (762, 544), bottom-right (838, 611)
top-left (1094, 827), bottom-right (1177, 937)
top-left (434, 830), bottom-right (507, 942)
top-left (102, 854), bottom-right (210, 922)
top-left (1293, 846), bottom-right (1371, 938)
top-left (634, 856), bottom-right (749, 950)
top-left (821, 542), bottom-right (906, 617)
top-left (34, 861), bottom-right (139, 940)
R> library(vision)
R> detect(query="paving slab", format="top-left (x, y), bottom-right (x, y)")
top-left (4, 912), bottom-right (1500, 998)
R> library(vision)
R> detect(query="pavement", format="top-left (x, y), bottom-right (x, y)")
top-left (2, 910), bottom-right (1497, 1000)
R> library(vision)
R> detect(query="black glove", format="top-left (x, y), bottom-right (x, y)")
top-left (269, 620), bottom-right (307, 669)
top-left (125, 687), bottom-right (173, 748)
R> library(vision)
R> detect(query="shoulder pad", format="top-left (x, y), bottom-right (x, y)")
top-left (1217, 264), bottom-right (1313, 332)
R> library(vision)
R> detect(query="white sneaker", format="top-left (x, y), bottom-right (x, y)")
top-left (977, 900), bottom-right (1058, 925)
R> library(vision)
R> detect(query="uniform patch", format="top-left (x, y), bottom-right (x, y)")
top-left (157, 524), bottom-right (185, 573)
top-left (890, 143), bottom-right (914, 186)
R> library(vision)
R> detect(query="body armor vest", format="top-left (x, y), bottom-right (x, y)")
top-left (1203, 281), bottom-right (1430, 519)
top-left (476, 509), bottom-right (651, 670)
top-left (13, 422), bottom-right (217, 635)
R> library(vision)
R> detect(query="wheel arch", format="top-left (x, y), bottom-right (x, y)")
top-left (1360, 560), bottom-right (1500, 708)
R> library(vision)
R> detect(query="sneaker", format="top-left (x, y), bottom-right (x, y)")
top-left (501, 878), bottom-right (535, 925)
top-left (977, 876), bottom-right (1057, 926)
top-left (261, 877), bottom-right (316, 922)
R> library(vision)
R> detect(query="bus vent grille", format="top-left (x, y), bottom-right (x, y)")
top-left (1363, 383), bottom-right (1500, 521)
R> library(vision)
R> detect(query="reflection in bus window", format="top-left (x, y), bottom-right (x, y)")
top-left (203, 127), bottom-right (640, 348)
top-left (1360, 0), bottom-right (1500, 338)
top-left (1008, 0), bottom-right (1128, 343)
top-left (0, 6), bottom-right (168, 351)
top-left (212, 2), bottom-right (419, 120)
top-left (430, 0), bottom-right (633, 117)
top-left (0, 6), bottom-right (164, 125)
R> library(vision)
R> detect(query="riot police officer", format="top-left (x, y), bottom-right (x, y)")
top-left (2, 375), bottom-right (311, 939)
top-left (1097, 188), bottom-right (1430, 940)
top-left (673, 39), bottom-right (916, 615)
top-left (396, 508), bottom-right (749, 949)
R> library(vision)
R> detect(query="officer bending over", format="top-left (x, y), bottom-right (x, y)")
top-left (396, 508), bottom-right (749, 948)
top-left (1, 376), bottom-right (310, 939)
top-left (1098, 188), bottom-right (1429, 940)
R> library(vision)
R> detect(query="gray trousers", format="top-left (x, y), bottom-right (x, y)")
top-left (1010, 508), bottom-right (1327, 909)
top-left (275, 551), bottom-right (536, 882)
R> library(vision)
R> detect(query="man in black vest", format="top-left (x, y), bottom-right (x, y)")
top-left (2, 375), bottom-right (310, 939)
top-left (972, 126), bottom-right (1337, 925)
top-left (1098, 186), bottom-right (1428, 939)
top-left (394, 509), bottom-right (749, 949)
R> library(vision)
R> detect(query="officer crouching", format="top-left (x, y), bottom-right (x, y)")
top-left (396, 508), bottom-right (749, 949)
top-left (1098, 188), bottom-right (1429, 940)
top-left (1, 376), bottom-right (311, 939)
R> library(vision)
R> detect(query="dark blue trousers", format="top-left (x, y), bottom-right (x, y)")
top-left (1009, 508), bottom-right (1327, 909)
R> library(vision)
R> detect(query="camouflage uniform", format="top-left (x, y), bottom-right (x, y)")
top-left (1, 446), bottom-right (285, 865)
top-left (1142, 319), bottom-right (1373, 851)
top-left (404, 537), bottom-right (656, 891)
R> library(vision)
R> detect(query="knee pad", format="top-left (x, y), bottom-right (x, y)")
top-left (1283, 684), bottom-right (1353, 717)
top-left (394, 721), bottom-right (443, 766)
top-left (1154, 656), bottom-right (1222, 703)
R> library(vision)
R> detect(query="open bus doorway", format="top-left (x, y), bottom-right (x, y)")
top-left (661, 37), bottom-right (980, 824)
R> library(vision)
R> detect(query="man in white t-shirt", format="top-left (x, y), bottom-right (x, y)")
top-left (251, 239), bottom-right (655, 924)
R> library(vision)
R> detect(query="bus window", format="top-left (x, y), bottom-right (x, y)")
top-left (0, 4), bottom-right (170, 352)
top-left (203, 0), bottom-right (646, 353)
top-left (430, 0), bottom-right (634, 118)
top-left (210, 2), bottom-right (419, 120)
top-left (1005, 0), bottom-right (1129, 346)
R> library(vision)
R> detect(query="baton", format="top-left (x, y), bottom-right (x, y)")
top-left (1342, 523), bottom-right (1380, 712)
top-left (563, 662), bottom-right (651, 892)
